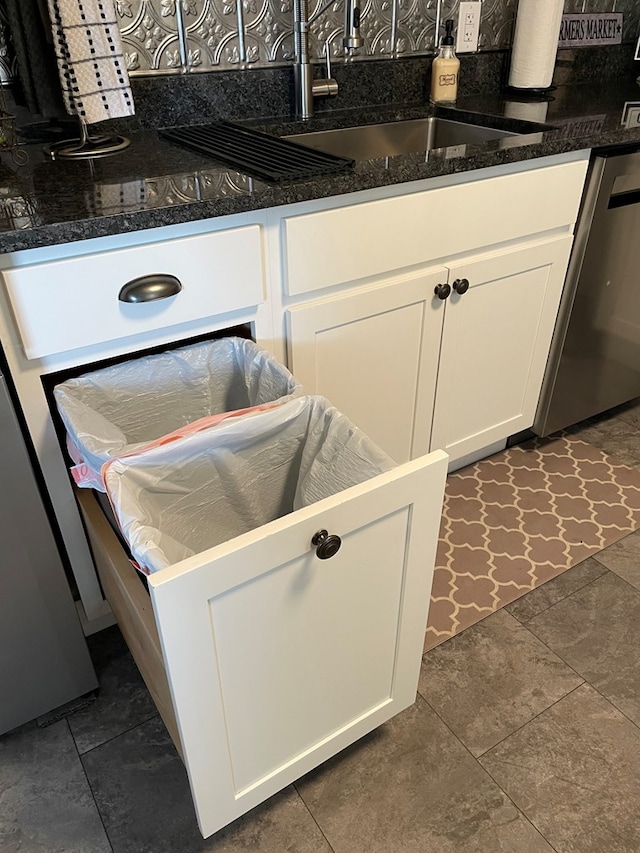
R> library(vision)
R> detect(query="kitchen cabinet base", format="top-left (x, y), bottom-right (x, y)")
top-left (75, 447), bottom-right (447, 839)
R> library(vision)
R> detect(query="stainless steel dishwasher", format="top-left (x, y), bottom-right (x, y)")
top-left (535, 146), bottom-right (640, 435)
top-left (0, 362), bottom-right (97, 734)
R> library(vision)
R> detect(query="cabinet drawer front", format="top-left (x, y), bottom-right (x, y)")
top-left (81, 447), bottom-right (447, 838)
top-left (3, 225), bottom-right (265, 359)
top-left (283, 160), bottom-right (588, 295)
top-left (150, 449), bottom-right (446, 838)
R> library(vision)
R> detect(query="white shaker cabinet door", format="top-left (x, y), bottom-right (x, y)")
top-left (285, 267), bottom-right (447, 462)
top-left (148, 448), bottom-right (448, 838)
top-left (430, 235), bottom-right (573, 463)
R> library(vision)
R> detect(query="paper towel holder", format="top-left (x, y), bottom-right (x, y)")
top-left (504, 84), bottom-right (556, 100)
top-left (45, 118), bottom-right (130, 161)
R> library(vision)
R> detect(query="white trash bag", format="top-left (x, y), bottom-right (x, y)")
top-left (54, 337), bottom-right (302, 490)
top-left (103, 396), bottom-right (395, 575)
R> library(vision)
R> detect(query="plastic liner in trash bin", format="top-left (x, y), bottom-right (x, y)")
top-left (103, 396), bottom-right (395, 575)
top-left (54, 337), bottom-right (302, 491)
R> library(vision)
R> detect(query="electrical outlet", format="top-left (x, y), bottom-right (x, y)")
top-left (456, 1), bottom-right (480, 53)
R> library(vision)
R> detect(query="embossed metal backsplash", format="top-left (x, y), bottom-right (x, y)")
top-left (1, 0), bottom-right (639, 82)
top-left (118, 0), bottom-right (640, 74)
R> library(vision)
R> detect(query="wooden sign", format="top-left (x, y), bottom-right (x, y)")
top-left (558, 13), bottom-right (623, 48)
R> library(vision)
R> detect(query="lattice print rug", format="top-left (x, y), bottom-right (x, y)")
top-left (425, 435), bottom-right (640, 652)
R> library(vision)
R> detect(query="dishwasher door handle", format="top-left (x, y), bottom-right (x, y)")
top-left (608, 189), bottom-right (640, 210)
top-left (119, 273), bottom-right (182, 303)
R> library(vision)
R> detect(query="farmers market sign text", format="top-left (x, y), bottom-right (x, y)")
top-left (558, 13), bottom-right (622, 48)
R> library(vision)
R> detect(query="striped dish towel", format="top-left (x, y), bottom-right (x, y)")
top-left (47, 0), bottom-right (135, 125)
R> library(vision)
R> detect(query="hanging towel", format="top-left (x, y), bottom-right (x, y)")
top-left (46, 0), bottom-right (135, 125)
top-left (3, 0), bottom-right (67, 119)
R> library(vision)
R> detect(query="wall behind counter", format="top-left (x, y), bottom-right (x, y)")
top-left (1, 1), bottom-right (637, 130)
top-left (121, 40), bottom-right (638, 129)
top-left (115, 0), bottom-right (639, 75)
top-left (1, 0), bottom-right (635, 80)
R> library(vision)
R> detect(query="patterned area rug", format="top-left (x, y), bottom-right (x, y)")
top-left (425, 436), bottom-right (640, 652)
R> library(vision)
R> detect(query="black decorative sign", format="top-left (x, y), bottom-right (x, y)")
top-left (558, 13), bottom-right (623, 48)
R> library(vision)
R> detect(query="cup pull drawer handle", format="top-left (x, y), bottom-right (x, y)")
top-left (118, 274), bottom-right (182, 303)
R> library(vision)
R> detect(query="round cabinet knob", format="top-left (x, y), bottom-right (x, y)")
top-left (434, 283), bottom-right (451, 300)
top-left (311, 529), bottom-right (342, 560)
top-left (452, 278), bottom-right (470, 295)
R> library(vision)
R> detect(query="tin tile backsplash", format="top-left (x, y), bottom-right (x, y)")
top-left (115, 0), bottom-right (185, 74)
top-left (114, 0), bottom-right (640, 73)
top-left (1, 0), bottom-right (638, 82)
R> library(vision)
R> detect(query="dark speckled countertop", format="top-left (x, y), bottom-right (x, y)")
top-left (3, 73), bottom-right (640, 255)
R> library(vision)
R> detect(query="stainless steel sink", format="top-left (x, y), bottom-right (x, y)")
top-left (285, 116), bottom-right (518, 160)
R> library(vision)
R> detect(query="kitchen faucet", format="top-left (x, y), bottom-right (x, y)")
top-left (293, 0), bottom-right (363, 120)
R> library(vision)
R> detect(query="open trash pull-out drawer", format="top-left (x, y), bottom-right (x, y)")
top-left (76, 404), bottom-right (447, 839)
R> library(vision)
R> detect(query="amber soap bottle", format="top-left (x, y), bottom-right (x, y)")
top-left (430, 19), bottom-right (460, 104)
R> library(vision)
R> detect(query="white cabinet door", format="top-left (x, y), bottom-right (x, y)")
top-left (148, 449), bottom-right (448, 838)
top-left (430, 235), bottom-right (573, 463)
top-left (286, 268), bottom-right (446, 462)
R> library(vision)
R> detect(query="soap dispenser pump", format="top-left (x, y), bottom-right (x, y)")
top-left (430, 19), bottom-right (460, 104)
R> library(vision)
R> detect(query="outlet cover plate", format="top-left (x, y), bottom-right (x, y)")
top-left (456, 1), bottom-right (480, 53)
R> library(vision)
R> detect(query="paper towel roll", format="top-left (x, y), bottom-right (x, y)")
top-left (508, 0), bottom-right (563, 90)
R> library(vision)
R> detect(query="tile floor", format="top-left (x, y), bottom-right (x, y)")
top-left (2, 405), bottom-right (640, 853)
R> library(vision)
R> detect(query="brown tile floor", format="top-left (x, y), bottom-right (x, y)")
top-left (2, 404), bottom-right (640, 853)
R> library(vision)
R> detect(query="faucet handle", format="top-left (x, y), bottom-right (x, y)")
top-left (324, 37), bottom-right (333, 81)
top-left (312, 37), bottom-right (338, 99)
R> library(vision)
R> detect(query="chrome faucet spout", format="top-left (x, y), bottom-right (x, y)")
top-left (343, 0), bottom-right (363, 51)
top-left (294, 0), bottom-right (363, 120)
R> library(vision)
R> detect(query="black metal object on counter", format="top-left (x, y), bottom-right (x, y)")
top-left (160, 120), bottom-right (354, 183)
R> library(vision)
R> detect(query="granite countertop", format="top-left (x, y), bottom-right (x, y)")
top-left (2, 77), bottom-right (640, 255)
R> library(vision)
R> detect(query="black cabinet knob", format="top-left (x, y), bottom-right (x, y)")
top-left (434, 283), bottom-right (451, 300)
top-left (452, 278), bottom-right (470, 295)
top-left (311, 529), bottom-right (342, 560)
